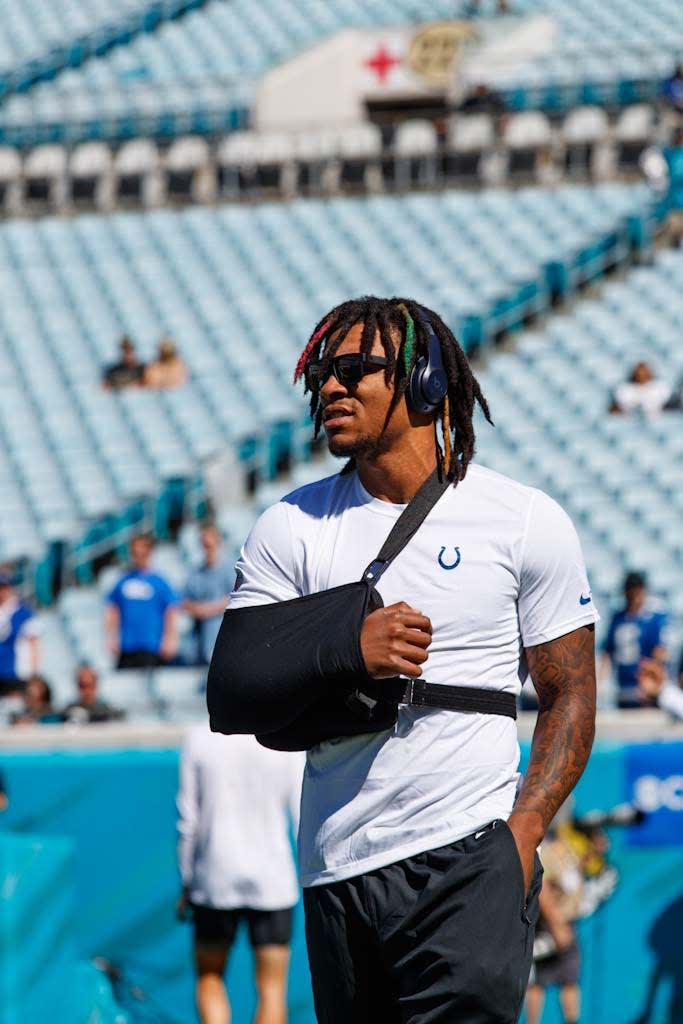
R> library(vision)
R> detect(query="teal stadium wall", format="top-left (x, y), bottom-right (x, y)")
top-left (0, 739), bottom-right (681, 1024)
top-left (0, 833), bottom-right (79, 1022)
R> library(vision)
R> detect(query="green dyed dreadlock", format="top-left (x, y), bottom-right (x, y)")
top-left (293, 295), bottom-right (493, 481)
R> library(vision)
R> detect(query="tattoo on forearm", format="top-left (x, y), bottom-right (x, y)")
top-left (516, 625), bottom-right (596, 835)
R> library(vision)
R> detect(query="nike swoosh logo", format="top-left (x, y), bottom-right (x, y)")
top-left (579, 594), bottom-right (592, 605)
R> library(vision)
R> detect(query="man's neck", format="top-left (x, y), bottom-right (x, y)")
top-left (356, 442), bottom-right (438, 504)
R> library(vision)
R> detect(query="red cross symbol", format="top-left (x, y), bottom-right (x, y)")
top-left (364, 44), bottom-right (402, 84)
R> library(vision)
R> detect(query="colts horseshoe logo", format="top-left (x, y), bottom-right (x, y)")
top-left (438, 546), bottom-right (461, 570)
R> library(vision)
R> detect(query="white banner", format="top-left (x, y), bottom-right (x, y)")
top-left (255, 16), bottom-right (556, 132)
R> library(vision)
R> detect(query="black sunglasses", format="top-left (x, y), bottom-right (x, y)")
top-left (305, 353), bottom-right (389, 389)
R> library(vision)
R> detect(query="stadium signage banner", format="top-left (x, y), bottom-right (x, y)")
top-left (624, 741), bottom-right (683, 845)
top-left (255, 16), bottom-right (556, 131)
top-left (359, 17), bottom-right (556, 98)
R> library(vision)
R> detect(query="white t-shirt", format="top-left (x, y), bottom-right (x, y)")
top-left (177, 725), bottom-right (304, 909)
top-left (229, 464), bottom-right (599, 887)
top-left (615, 379), bottom-right (671, 417)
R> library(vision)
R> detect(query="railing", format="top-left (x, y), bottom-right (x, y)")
top-left (57, 475), bottom-right (207, 594)
top-left (0, 97), bottom-right (251, 149)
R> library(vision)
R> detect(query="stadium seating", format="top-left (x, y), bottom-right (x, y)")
top-left (0, 0), bottom-right (680, 145)
top-left (0, 0), bottom-right (207, 99)
top-left (0, 113), bottom-right (665, 216)
top-left (38, 229), bottom-right (683, 706)
top-left (46, 217), bottom-right (683, 704)
top-left (472, 250), bottom-right (683, 664)
top-left (0, 178), bottom-right (677, 709)
top-left (0, 183), bottom-right (654, 579)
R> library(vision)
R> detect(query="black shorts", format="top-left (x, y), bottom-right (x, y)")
top-left (304, 819), bottom-right (543, 1024)
top-left (117, 650), bottom-right (163, 669)
top-left (191, 904), bottom-right (293, 950)
top-left (534, 939), bottom-right (580, 988)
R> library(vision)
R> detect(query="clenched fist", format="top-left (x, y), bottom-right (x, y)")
top-left (360, 601), bottom-right (432, 679)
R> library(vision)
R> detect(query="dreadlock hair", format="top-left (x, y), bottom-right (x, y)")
top-left (293, 295), bottom-right (493, 482)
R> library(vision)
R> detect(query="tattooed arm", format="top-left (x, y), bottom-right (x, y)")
top-left (508, 624), bottom-right (596, 892)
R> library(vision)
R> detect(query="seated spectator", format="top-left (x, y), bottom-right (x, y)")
top-left (10, 675), bottom-right (61, 725)
top-left (144, 339), bottom-right (188, 390)
top-left (183, 525), bottom-right (234, 665)
top-left (609, 361), bottom-right (671, 417)
top-left (105, 534), bottom-right (179, 670)
top-left (61, 665), bottom-right (125, 724)
top-left (102, 336), bottom-right (145, 390)
top-left (598, 571), bottom-right (670, 708)
top-left (0, 568), bottom-right (40, 697)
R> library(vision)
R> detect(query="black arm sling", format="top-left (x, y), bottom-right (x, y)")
top-left (207, 469), bottom-right (516, 751)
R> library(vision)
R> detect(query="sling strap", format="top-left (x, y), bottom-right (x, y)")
top-left (362, 468), bottom-right (451, 587)
top-left (395, 679), bottom-right (517, 718)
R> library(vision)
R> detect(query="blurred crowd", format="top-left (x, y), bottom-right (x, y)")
top-left (0, 522), bottom-right (233, 727)
top-left (102, 335), bottom-right (188, 391)
top-left (103, 527), bottom-right (232, 670)
top-left (7, 665), bottom-right (124, 726)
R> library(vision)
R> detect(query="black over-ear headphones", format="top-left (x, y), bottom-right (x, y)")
top-left (407, 316), bottom-right (449, 415)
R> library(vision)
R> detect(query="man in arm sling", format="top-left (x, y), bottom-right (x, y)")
top-left (208, 296), bottom-right (597, 1023)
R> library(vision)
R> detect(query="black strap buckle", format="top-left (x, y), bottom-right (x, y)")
top-left (401, 678), bottom-right (428, 706)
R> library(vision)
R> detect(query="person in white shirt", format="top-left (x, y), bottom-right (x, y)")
top-left (177, 725), bottom-right (303, 1024)
top-left (610, 361), bottom-right (671, 417)
top-left (217, 296), bottom-right (598, 1023)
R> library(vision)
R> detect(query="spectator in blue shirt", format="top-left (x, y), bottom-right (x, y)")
top-left (0, 569), bottom-right (41, 697)
top-left (105, 535), bottom-right (179, 670)
top-left (183, 525), bottom-right (233, 665)
top-left (599, 571), bottom-right (670, 709)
